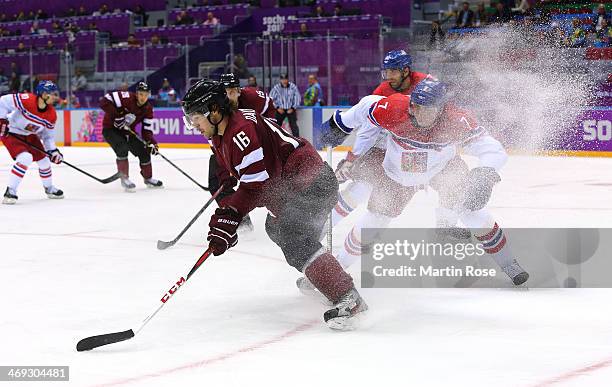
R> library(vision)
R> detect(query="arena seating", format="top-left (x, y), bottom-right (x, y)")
top-left (0, 51), bottom-right (60, 73)
top-left (0, 0), bottom-right (165, 18)
top-left (284, 14), bottom-right (382, 34)
top-left (97, 45), bottom-right (182, 72)
top-left (168, 4), bottom-right (250, 25)
top-left (134, 25), bottom-right (217, 45)
top-left (316, 0), bottom-right (411, 26)
top-left (0, 13), bottom-right (131, 39)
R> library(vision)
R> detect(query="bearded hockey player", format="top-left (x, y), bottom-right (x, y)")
top-left (181, 80), bottom-right (368, 330)
top-left (0, 81), bottom-right (63, 204)
top-left (100, 81), bottom-right (163, 192)
top-left (321, 79), bottom-right (529, 286)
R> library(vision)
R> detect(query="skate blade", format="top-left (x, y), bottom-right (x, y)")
top-left (2, 198), bottom-right (17, 205)
top-left (46, 194), bottom-right (64, 199)
top-left (145, 184), bottom-right (164, 189)
top-left (123, 187), bottom-right (136, 193)
top-left (326, 312), bottom-right (366, 331)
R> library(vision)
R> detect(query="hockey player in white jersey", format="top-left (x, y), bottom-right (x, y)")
top-left (319, 79), bottom-right (529, 286)
top-left (0, 81), bottom-right (63, 204)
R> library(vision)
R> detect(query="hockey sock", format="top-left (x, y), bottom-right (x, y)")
top-left (304, 251), bottom-right (354, 304)
top-left (8, 152), bottom-right (33, 192)
top-left (461, 209), bottom-right (513, 268)
top-left (140, 162), bottom-right (152, 179)
top-left (37, 157), bottom-right (53, 189)
top-left (336, 210), bottom-right (392, 268)
top-left (332, 181), bottom-right (372, 227)
top-left (116, 157), bottom-right (129, 177)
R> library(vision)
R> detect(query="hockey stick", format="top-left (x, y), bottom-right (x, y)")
top-left (7, 133), bottom-right (121, 184)
top-left (157, 184), bottom-right (225, 250)
top-left (126, 129), bottom-right (209, 191)
top-left (326, 146), bottom-right (333, 252)
top-left (76, 247), bottom-right (213, 352)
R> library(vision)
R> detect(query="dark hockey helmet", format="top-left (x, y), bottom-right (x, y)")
top-left (220, 73), bottom-right (240, 88)
top-left (182, 79), bottom-right (230, 126)
top-left (136, 81), bottom-right (151, 93)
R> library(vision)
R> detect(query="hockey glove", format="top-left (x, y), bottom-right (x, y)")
top-left (335, 159), bottom-right (354, 183)
top-left (462, 167), bottom-right (501, 211)
top-left (0, 118), bottom-right (9, 137)
top-left (208, 207), bottom-right (241, 256)
top-left (142, 129), bottom-right (159, 155)
top-left (113, 116), bottom-right (126, 130)
top-left (48, 149), bottom-right (63, 164)
top-left (319, 111), bottom-right (352, 147)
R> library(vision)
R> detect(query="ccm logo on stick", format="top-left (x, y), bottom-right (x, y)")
top-left (161, 277), bottom-right (186, 303)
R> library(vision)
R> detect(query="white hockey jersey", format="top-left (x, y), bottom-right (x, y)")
top-left (0, 93), bottom-right (58, 151)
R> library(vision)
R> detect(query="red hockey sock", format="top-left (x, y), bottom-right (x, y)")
top-left (304, 252), bottom-right (354, 304)
top-left (116, 158), bottom-right (129, 177)
top-left (140, 162), bottom-right (152, 179)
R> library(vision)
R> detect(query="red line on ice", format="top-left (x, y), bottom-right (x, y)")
top-left (533, 356), bottom-right (612, 386)
top-left (91, 319), bottom-right (319, 387)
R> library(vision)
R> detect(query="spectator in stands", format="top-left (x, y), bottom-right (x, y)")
top-left (87, 22), bottom-right (99, 32)
top-left (119, 82), bottom-right (129, 91)
top-left (595, 19), bottom-right (612, 47)
top-left (203, 11), bottom-right (220, 26)
top-left (490, 2), bottom-right (511, 24)
top-left (175, 10), bottom-right (195, 25)
top-left (568, 18), bottom-right (586, 47)
top-left (303, 74), bottom-right (323, 106)
top-left (9, 72), bottom-right (20, 93)
top-left (77, 6), bottom-right (88, 17)
top-left (151, 34), bottom-right (162, 45)
top-left (15, 11), bottom-right (25, 21)
top-left (430, 20), bottom-right (446, 47)
top-left (297, 23), bottom-right (313, 38)
top-left (133, 5), bottom-right (149, 26)
top-left (29, 22), bottom-right (40, 35)
top-left (72, 69), bottom-right (88, 92)
top-left (474, 3), bottom-right (488, 27)
top-left (0, 14), bottom-right (7, 23)
top-left (513, 0), bottom-right (530, 15)
top-left (594, 4), bottom-right (610, 33)
top-left (51, 21), bottom-right (63, 33)
top-left (44, 40), bottom-right (56, 51)
top-left (312, 6), bottom-right (328, 18)
top-left (36, 9), bottom-right (48, 20)
top-left (127, 34), bottom-right (141, 47)
top-left (246, 76), bottom-right (259, 90)
top-left (27, 11), bottom-right (35, 20)
top-left (21, 75), bottom-right (39, 93)
top-left (456, 2), bottom-right (474, 28)
top-left (10, 62), bottom-right (21, 78)
top-left (66, 7), bottom-right (76, 17)
top-left (157, 78), bottom-right (177, 103)
top-left (0, 68), bottom-right (8, 94)
top-left (226, 54), bottom-right (250, 78)
top-left (99, 4), bottom-right (110, 16)
top-left (333, 4), bottom-right (345, 17)
top-left (16, 42), bottom-right (28, 53)
top-left (270, 73), bottom-right (301, 136)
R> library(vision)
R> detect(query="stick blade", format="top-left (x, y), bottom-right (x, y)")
top-left (157, 239), bottom-right (175, 250)
top-left (100, 172), bottom-right (122, 184)
top-left (76, 329), bottom-right (134, 352)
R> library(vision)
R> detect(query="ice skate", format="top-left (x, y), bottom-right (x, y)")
top-left (44, 186), bottom-right (64, 199)
top-left (2, 187), bottom-right (17, 204)
top-left (324, 288), bottom-right (368, 330)
top-left (502, 259), bottom-right (529, 286)
top-left (121, 176), bottom-right (136, 192)
top-left (296, 276), bottom-right (332, 305)
top-left (144, 178), bottom-right (164, 189)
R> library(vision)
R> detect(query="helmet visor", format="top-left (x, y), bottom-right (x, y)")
top-left (183, 110), bottom-right (209, 131)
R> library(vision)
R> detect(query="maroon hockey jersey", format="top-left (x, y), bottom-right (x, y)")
top-left (238, 87), bottom-right (275, 119)
top-left (99, 91), bottom-right (154, 137)
top-left (212, 108), bottom-right (324, 216)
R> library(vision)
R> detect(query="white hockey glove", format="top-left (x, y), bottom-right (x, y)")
top-left (48, 149), bottom-right (63, 164)
top-left (335, 159), bottom-right (354, 184)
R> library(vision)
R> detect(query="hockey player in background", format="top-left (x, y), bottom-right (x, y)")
top-left (0, 81), bottom-right (64, 204)
top-left (206, 73), bottom-right (277, 234)
top-left (320, 79), bottom-right (529, 286)
top-left (100, 81), bottom-right (163, 192)
top-left (182, 80), bottom-right (368, 329)
top-left (332, 50), bottom-right (442, 227)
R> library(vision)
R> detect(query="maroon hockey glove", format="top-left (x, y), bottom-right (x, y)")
top-left (0, 118), bottom-right (9, 137)
top-left (48, 149), bottom-right (63, 164)
top-left (207, 207), bottom-right (241, 256)
top-left (142, 130), bottom-right (159, 155)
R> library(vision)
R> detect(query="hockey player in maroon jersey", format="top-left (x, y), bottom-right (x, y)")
top-left (206, 73), bottom-right (277, 233)
top-left (182, 80), bottom-right (367, 330)
top-left (0, 81), bottom-right (63, 204)
top-left (100, 81), bottom-right (163, 192)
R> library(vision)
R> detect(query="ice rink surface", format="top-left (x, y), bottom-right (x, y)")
top-left (1, 146), bottom-right (612, 387)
